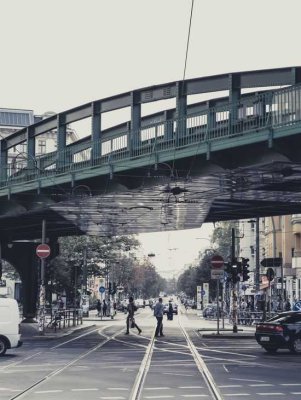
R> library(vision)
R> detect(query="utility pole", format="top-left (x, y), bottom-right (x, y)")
top-left (231, 227), bottom-right (238, 333)
top-left (38, 219), bottom-right (46, 335)
top-left (255, 217), bottom-right (260, 292)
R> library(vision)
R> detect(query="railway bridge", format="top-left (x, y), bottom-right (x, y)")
top-left (2, 66), bottom-right (301, 318)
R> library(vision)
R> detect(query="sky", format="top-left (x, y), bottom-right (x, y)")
top-left (1, 0), bottom-right (300, 277)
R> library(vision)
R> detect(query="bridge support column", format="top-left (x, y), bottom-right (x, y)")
top-left (164, 110), bottom-right (174, 142)
top-left (27, 126), bottom-right (36, 177)
top-left (130, 91), bottom-right (141, 155)
top-left (0, 140), bottom-right (8, 187)
top-left (2, 242), bottom-right (39, 322)
top-left (176, 81), bottom-right (187, 145)
top-left (91, 101), bottom-right (102, 164)
top-left (229, 73), bottom-right (241, 135)
top-left (57, 113), bottom-right (68, 169)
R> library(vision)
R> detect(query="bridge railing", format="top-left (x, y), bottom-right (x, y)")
top-left (3, 84), bottom-right (301, 188)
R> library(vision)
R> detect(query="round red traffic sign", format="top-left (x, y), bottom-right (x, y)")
top-left (211, 255), bottom-right (224, 268)
top-left (36, 244), bottom-right (51, 259)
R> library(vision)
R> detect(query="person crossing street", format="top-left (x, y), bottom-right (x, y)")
top-left (125, 297), bottom-right (142, 335)
top-left (154, 297), bottom-right (165, 337)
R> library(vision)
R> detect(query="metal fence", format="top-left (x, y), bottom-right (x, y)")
top-left (45, 308), bottom-right (83, 332)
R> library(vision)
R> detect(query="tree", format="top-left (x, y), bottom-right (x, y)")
top-left (211, 221), bottom-right (237, 261)
top-left (47, 234), bottom-right (140, 303)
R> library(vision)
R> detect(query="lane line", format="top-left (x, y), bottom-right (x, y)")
top-left (178, 386), bottom-right (204, 389)
top-left (71, 388), bottom-right (99, 391)
top-left (249, 384), bottom-right (274, 387)
top-left (257, 393), bottom-right (284, 396)
top-left (34, 390), bottom-right (63, 393)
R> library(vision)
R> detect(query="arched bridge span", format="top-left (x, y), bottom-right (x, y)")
top-left (1, 67), bottom-right (301, 240)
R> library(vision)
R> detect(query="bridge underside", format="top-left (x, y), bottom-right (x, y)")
top-left (1, 159), bottom-right (301, 241)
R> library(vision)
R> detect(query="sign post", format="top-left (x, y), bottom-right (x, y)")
top-left (37, 220), bottom-right (47, 335)
top-left (211, 255), bottom-right (224, 335)
top-left (36, 244), bottom-right (51, 259)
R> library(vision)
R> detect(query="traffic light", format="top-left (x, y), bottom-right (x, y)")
top-left (224, 261), bottom-right (240, 284)
top-left (108, 282), bottom-right (112, 294)
top-left (241, 257), bottom-right (250, 281)
top-left (231, 261), bottom-right (241, 284)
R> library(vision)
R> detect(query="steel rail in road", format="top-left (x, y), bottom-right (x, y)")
top-left (128, 314), bottom-right (223, 400)
top-left (7, 325), bottom-right (122, 400)
top-left (5, 317), bottom-right (223, 400)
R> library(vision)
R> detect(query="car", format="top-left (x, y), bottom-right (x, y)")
top-left (0, 298), bottom-right (22, 356)
top-left (255, 311), bottom-right (301, 353)
top-left (163, 302), bottom-right (178, 315)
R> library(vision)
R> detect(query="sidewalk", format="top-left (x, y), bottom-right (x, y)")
top-left (20, 320), bottom-right (96, 341)
top-left (184, 308), bottom-right (256, 339)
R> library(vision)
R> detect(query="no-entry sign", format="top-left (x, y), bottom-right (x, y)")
top-left (211, 255), bottom-right (224, 269)
top-left (36, 244), bottom-right (51, 259)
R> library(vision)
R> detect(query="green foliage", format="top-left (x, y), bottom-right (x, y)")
top-left (211, 221), bottom-right (237, 261)
top-left (47, 234), bottom-right (165, 302)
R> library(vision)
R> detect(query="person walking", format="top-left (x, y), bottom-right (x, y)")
top-left (125, 296), bottom-right (142, 335)
top-left (154, 297), bottom-right (164, 337)
top-left (96, 299), bottom-right (102, 317)
top-left (102, 300), bottom-right (107, 317)
top-left (167, 300), bottom-right (173, 321)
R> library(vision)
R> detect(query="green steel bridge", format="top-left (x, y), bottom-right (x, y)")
top-left (3, 66), bottom-right (301, 318)
top-left (2, 66), bottom-right (301, 241)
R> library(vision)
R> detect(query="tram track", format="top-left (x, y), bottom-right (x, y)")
top-left (2, 313), bottom-right (224, 400)
top-left (6, 325), bottom-right (123, 400)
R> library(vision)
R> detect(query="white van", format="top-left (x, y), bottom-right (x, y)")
top-left (0, 298), bottom-right (22, 355)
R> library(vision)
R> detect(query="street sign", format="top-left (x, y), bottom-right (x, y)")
top-left (36, 244), bottom-right (51, 259)
top-left (211, 269), bottom-right (224, 279)
top-left (98, 286), bottom-right (105, 294)
top-left (260, 257), bottom-right (282, 267)
top-left (211, 255), bottom-right (224, 269)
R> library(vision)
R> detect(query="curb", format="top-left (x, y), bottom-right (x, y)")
top-left (200, 333), bottom-right (254, 339)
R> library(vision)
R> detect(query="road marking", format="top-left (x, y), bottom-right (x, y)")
top-left (249, 384), bottom-right (274, 387)
top-left (107, 388), bottom-right (129, 391)
top-left (218, 385), bottom-right (242, 388)
top-left (281, 384), bottom-right (301, 386)
top-left (181, 396), bottom-right (209, 398)
top-left (163, 372), bottom-right (194, 377)
top-left (35, 390), bottom-right (63, 393)
top-left (223, 364), bottom-right (229, 373)
top-left (257, 393), bottom-right (284, 396)
top-left (144, 387), bottom-right (170, 390)
top-left (230, 378), bottom-right (265, 383)
top-left (178, 386), bottom-right (204, 389)
top-left (143, 397), bottom-right (174, 399)
top-left (71, 388), bottom-right (99, 391)
top-left (99, 397), bottom-right (126, 400)
top-left (291, 392), bottom-right (301, 395)
top-left (223, 394), bottom-right (250, 397)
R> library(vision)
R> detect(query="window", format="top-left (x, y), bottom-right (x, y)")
top-left (38, 140), bottom-right (46, 154)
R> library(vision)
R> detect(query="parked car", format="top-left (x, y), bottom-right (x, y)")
top-left (255, 311), bottom-right (301, 353)
top-left (163, 302), bottom-right (178, 315)
top-left (0, 298), bottom-right (22, 356)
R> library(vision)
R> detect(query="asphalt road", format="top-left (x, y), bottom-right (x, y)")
top-left (0, 306), bottom-right (300, 400)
